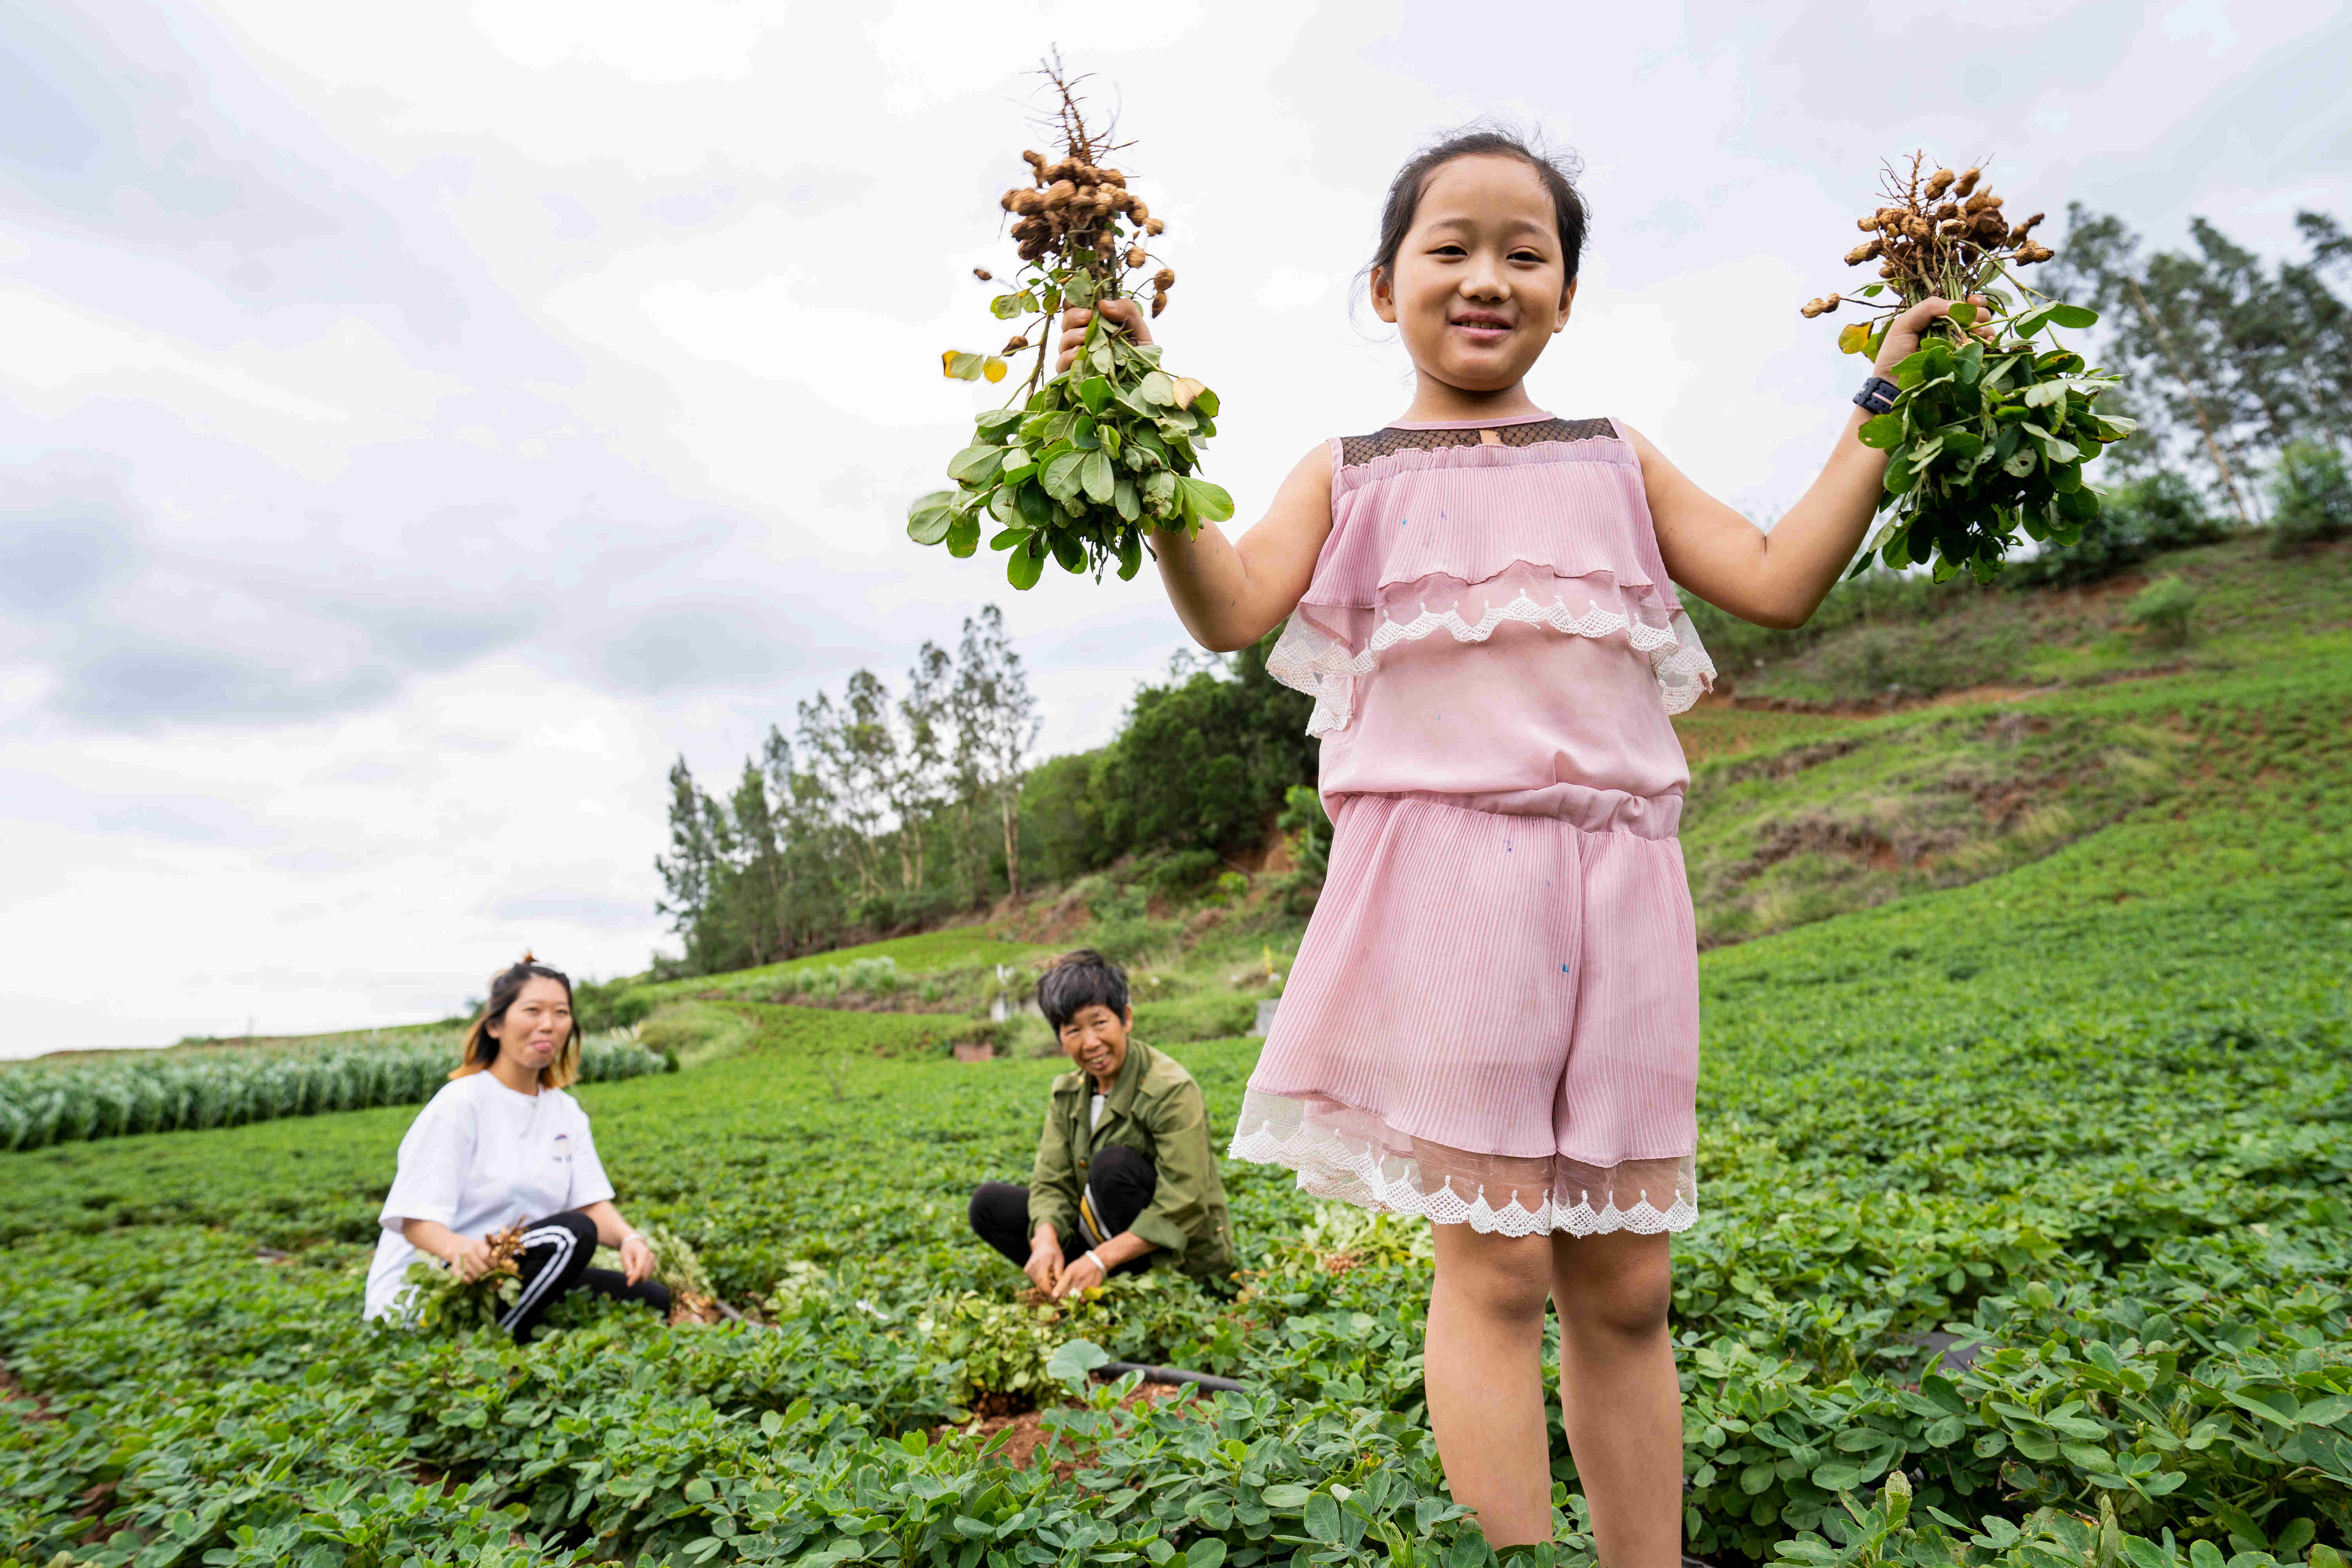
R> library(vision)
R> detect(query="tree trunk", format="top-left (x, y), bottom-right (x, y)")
top-left (1000, 786), bottom-right (1022, 900)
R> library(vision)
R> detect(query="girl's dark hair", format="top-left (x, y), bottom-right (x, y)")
top-left (1037, 948), bottom-right (1130, 1031)
top-left (1368, 125), bottom-right (1589, 290)
top-left (454, 952), bottom-right (582, 1088)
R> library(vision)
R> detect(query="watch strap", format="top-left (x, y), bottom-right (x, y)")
top-left (1853, 376), bottom-right (1899, 415)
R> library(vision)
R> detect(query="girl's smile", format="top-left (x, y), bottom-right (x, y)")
top-left (1449, 307), bottom-right (1516, 345)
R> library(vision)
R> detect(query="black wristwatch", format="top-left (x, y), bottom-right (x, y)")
top-left (1853, 376), bottom-right (1899, 415)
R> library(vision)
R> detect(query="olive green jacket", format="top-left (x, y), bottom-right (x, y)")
top-left (1028, 1041), bottom-right (1235, 1280)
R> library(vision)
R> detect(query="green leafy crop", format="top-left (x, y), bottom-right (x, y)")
top-left (1806, 154), bottom-right (2135, 583)
top-left (907, 60), bottom-right (1232, 588)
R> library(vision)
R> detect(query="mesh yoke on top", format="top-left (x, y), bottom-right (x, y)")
top-left (1337, 417), bottom-right (1619, 467)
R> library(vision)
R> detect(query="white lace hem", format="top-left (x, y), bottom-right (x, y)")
top-left (1228, 1097), bottom-right (1699, 1238)
top-left (1266, 585), bottom-right (1717, 737)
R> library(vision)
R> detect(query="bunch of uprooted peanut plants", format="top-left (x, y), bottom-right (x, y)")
top-left (909, 61), bottom-right (1231, 588)
top-left (1804, 154), bottom-right (2134, 583)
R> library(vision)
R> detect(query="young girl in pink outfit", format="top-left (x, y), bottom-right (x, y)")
top-left (1059, 129), bottom-right (1979, 1562)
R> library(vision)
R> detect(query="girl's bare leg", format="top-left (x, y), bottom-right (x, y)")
top-left (1426, 1223), bottom-right (1557, 1545)
top-left (1552, 1230), bottom-right (1681, 1568)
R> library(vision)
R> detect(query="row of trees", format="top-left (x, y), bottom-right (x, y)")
top-left (2052, 206), bottom-right (2348, 530)
top-left (655, 607), bottom-right (1038, 974)
top-left (653, 611), bottom-right (1316, 975)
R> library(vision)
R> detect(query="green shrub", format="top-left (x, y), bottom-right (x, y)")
top-left (2270, 441), bottom-right (2352, 553)
top-left (1141, 847), bottom-right (1225, 898)
top-left (2125, 574), bottom-right (2199, 646)
top-left (1277, 784), bottom-right (1330, 881)
top-left (2005, 470), bottom-right (2227, 588)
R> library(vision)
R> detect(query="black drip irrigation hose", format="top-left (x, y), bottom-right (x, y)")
top-left (1098, 1360), bottom-right (1246, 1393)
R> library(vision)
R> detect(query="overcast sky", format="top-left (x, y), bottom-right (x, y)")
top-left (3, 0), bottom-right (2344, 1054)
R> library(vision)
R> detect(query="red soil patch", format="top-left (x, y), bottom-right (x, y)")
top-left (936, 1381), bottom-right (1196, 1476)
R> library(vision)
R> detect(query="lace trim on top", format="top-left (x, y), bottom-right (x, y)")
top-left (1338, 417), bottom-right (1619, 468)
top-left (1267, 563), bottom-right (1719, 736)
top-left (1268, 422), bottom-right (1718, 734)
top-left (1229, 1087), bottom-right (1698, 1237)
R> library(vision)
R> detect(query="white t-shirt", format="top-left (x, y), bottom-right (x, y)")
top-left (363, 1071), bottom-right (615, 1321)
top-left (1091, 1092), bottom-right (1106, 1130)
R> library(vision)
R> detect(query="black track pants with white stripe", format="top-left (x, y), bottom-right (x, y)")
top-left (497, 1210), bottom-right (672, 1343)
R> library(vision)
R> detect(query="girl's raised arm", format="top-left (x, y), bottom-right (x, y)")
top-left (1637, 295), bottom-right (1979, 631)
top-left (1059, 301), bottom-right (1334, 652)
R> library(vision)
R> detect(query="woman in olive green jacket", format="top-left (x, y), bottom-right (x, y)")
top-left (969, 950), bottom-right (1235, 1296)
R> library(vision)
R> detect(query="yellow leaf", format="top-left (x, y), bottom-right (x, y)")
top-left (1837, 323), bottom-right (1872, 356)
top-left (983, 357), bottom-right (1009, 383)
top-left (941, 349), bottom-right (958, 377)
top-left (1171, 376), bottom-right (1206, 409)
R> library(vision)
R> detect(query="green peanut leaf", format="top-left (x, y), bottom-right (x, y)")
top-left (906, 491), bottom-right (956, 546)
top-left (1178, 477), bottom-right (1235, 523)
top-left (946, 444), bottom-right (1003, 486)
top-left (1858, 414), bottom-right (1905, 449)
top-left (1811, 1462), bottom-right (1863, 1492)
top-left (1041, 450), bottom-right (1087, 502)
top-left (1006, 537), bottom-right (1045, 590)
top-left (1080, 449), bottom-right (1115, 504)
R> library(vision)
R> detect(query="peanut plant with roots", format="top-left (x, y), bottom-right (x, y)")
top-left (1806, 155), bottom-right (2135, 583)
top-left (909, 59), bottom-right (1232, 589)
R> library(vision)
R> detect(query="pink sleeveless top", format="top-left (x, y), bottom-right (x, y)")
top-left (1266, 414), bottom-right (1715, 838)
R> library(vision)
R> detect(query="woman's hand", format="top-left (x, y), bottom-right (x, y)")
top-left (1051, 1250), bottom-right (1106, 1299)
top-left (445, 1232), bottom-right (496, 1282)
top-left (1024, 1230), bottom-right (1065, 1294)
top-left (1055, 298), bottom-right (1152, 375)
top-left (618, 1232), bottom-right (657, 1287)
top-left (1872, 294), bottom-right (1995, 378)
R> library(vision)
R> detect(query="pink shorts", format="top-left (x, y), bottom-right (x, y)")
top-left (1229, 791), bottom-right (1699, 1236)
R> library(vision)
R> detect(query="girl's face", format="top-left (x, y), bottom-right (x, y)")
top-left (488, 976), bottom-right (571, 1077)
top-left (1372, 154), bottom-right (1576, 394)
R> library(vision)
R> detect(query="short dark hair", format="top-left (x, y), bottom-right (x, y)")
top-left (1368, 124), bottom-right (1589, 292)
top-left (1036, 948), bottom-right (1129, 1031)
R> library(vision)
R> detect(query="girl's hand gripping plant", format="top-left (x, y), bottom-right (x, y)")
top-left (1807, 154), bottom-right (2135, 582)
top-left (907, 59), bottom-right (1233, 589)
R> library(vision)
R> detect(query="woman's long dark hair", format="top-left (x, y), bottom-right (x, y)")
top-left (452, 952), bottom-right (582, 1088)
top-left (1367, 124), bottom-right (1590, 295)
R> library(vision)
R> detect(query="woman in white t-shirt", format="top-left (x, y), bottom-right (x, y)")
top-left (365, 955), bottom-right (670, 1341)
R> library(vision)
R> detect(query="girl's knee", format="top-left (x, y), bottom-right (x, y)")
top-left (1435, 1226), bottom-right (1554, 1321)
top-left (1557, 1243), bottom-right (1673, 1341)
